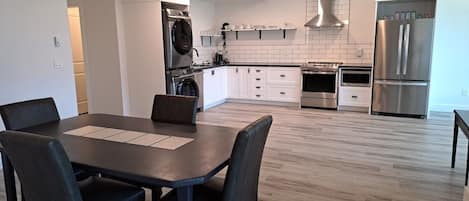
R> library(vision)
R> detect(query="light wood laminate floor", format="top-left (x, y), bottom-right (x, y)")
top-left (0, 103), bottom-right (464, 201)
top-left (197, 103), bottom-right (464, 201)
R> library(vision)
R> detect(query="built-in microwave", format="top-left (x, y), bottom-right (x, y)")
top-left (340, 68), bottom-right (372, 87)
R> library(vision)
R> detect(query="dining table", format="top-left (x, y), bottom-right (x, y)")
top-left (0, 113), bottom-right (239, 201)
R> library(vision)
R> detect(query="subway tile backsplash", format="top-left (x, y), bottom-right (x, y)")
top-left (193, 0), bottom-right (374, 65)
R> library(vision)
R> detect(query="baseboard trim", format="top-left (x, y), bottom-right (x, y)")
top-left (429, 104), bottom-right (469, 112)
top-left (226, 99), bottom-right (300, 107)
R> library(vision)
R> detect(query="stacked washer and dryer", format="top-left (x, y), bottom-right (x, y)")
top-left (162, 3), bottom-right (204, 110)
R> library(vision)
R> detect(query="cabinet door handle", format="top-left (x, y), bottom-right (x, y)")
top-left (256, 86), bottom-right (261, 89)
top-left (352, 96), bottom-right (358, 99)
top-left (248, 68), bottom-right (250, 73)
top-left (211, 70), bottom-right (215, 76)
top-left (236, 68), bottom-right (238, 73)
top-left (256, 78), bottom-right (261, 81)
top-left (280, 92), bottom-right (286, 95)
top-left (256, 70), bottom-right (261, 73)
top-left (280, 74), bottom-right (286, 78)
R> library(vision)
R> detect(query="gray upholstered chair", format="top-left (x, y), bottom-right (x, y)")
top-left (0, 131), bottom-right (145, 201)
top-left (151, 95), bottom-right (198, 125)
top-left (160, 115), bottom-right (273, 201)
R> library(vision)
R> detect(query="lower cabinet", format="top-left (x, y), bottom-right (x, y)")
top-left (226, 66), bottom-right (300, 102)
top-left (203, 67), bottom-right (227, 108)
top-left (338, 87), bottom-right (372, 108)
top-left (203, 66), bottom-right (300, 110)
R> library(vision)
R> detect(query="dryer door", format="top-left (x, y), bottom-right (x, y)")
top-left (172, 20), bottom-right (193, 55)
top-left (176, 78), bottom-right (199, 97)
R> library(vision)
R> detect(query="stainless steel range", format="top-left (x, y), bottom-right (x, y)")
top-left (301, 62), bottom-right (343, 109)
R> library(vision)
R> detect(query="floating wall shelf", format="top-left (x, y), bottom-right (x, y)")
top-left (221, 27), bottom-right (297, 40)
top-left (199, 31), bottom-right (222, 46)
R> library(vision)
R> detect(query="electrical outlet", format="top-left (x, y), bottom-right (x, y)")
top-left (462, 89), bottom-right (468, 97)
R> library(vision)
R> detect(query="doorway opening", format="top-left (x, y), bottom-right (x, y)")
top-left (67, 7), bottom-right (88, 115)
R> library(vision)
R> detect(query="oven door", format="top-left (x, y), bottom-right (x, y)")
top-left (302, 71), bottom-right (337, 99)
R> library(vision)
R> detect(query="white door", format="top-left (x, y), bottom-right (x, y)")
top-left (68, 8), bottom-right (88, 114)
top-left (239, 67), bottom-right (250, 99)
top-left (227, 67), bottom-right (240, 98)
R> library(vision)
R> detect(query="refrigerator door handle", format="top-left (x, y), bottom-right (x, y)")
top-left (402, 23), bottom-right (411, 75)
top-left (375, 80), bottom-right (428, 86)
top-left (396, 24), bottom-right (404, 75)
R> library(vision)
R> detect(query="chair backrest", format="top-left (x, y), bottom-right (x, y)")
top-left (0, 131), bottom-right (83, 201)
top-left (0, 97), bottom-right (60, 130)
top-left (222, 115), bottom-right (273, 201)
top-left (151, 95), bottom-right (198, 125)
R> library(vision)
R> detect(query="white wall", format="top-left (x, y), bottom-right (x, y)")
top-left (428, 0), bottom-right (469, 112)
top-left (80, 0), bottom-right (167, 118)
top-left (193, 0), bottom-right (375, 64)
top-left (80, 0), bottom-right (126, 115)
top-left (191, 0), bottom-right (218, 63)
top-left (119, 0), bottom-right (167, 118)
top-left (0, 0), bottom-right (78, 130)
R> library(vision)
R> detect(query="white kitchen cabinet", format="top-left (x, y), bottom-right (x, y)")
top-left (338, 87), bottom-right (372, 108)
top-left (223, 66), bottom-right (301, 103)
top-left (266, 67), bottom-right (301, 102)
top-left (267, 68), bottom-right (300, 85)
top-left (203, 67), bottom-right (227, 108)
top-left (248, 67), bottom-right (267, 100)
top-left (348, 0), bottom-right (377, 44)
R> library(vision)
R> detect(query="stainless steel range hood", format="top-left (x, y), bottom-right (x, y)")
top-left (305, 0), bottom-right (345, 28)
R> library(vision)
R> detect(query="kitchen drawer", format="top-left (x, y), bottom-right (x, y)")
top-left (267, 86), bottom-right (299, 102)
top-left (249, 76), bottom-right (266, 86)
top-left (249, 67), bottom-right (267, 76)
top-left (250, 91), bottom-right (267, 100)
top-left (339, 87), bottom-right (371, 107)
top-left (267, 68), bottom-right (300, 85)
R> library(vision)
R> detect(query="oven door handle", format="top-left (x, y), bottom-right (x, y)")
top-left (302, 71), bottom-right (336, 75)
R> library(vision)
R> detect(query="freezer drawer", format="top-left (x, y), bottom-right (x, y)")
top-left (372, 80), bottom-right (429, 116)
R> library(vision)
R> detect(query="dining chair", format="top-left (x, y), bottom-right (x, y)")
top-left (0, 131), bottom-right (146, 201)
top-left (151, 94), bottom-right (198, 125)
top-left (0, 97), bottom-right (60, 130)
top-left (160, 115), bottom-right (273, 201)
top-left (0, 98), bottom-right (91, 178)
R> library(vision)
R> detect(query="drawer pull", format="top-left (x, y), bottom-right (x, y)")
top-left (256, 86), bottom-right (261, 89)
top-left (280, 74), bottom-right (286, 78)
top-left (280, 92), bottom-right (286, 95)
top-left (256, 70), bottom-right (261, 73)
top-left (256, 95), bottom-right (261, 97)
top-left (256, 78), bottom-right (261, 81)
top-left (352, 96), bottom-right (358, 99)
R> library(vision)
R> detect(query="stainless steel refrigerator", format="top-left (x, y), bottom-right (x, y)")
top-left (372, 19), bottom-right (434, 118)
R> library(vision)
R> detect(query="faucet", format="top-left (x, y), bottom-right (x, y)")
top-left (192, 48), bottom-right (199, 57)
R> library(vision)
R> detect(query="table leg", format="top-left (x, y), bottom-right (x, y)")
top-left (151, 187), bottom-right (162, 201)
top-left (2, 153), bottom-right (17, 201)
top-left (452, 121), bottom-right (459, 168)
top-left (466, 142), bottom-right (469, 186)
top-left (177, 186), bottom-right (193, 201)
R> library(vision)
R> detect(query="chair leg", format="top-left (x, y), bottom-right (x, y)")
top-left (2, 153), bottom-right (17, 201)
top-left (152, 188), bottom-right (162, 201)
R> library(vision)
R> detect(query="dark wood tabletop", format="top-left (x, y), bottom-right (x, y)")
top-left (452, 110), bottom-right (469, 186)
top-left (19, 113), bottom-right (238, 188)
top-left (455, 110), bottom-right (469, 131)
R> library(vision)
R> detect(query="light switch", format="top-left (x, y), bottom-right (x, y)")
top-left (53, 35), bottom-right (63, 48)
top-left (53, 58), bottom-right (64, 69)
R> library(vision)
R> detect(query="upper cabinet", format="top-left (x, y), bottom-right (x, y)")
top-left (348, 0), bottom-right (377, 44)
